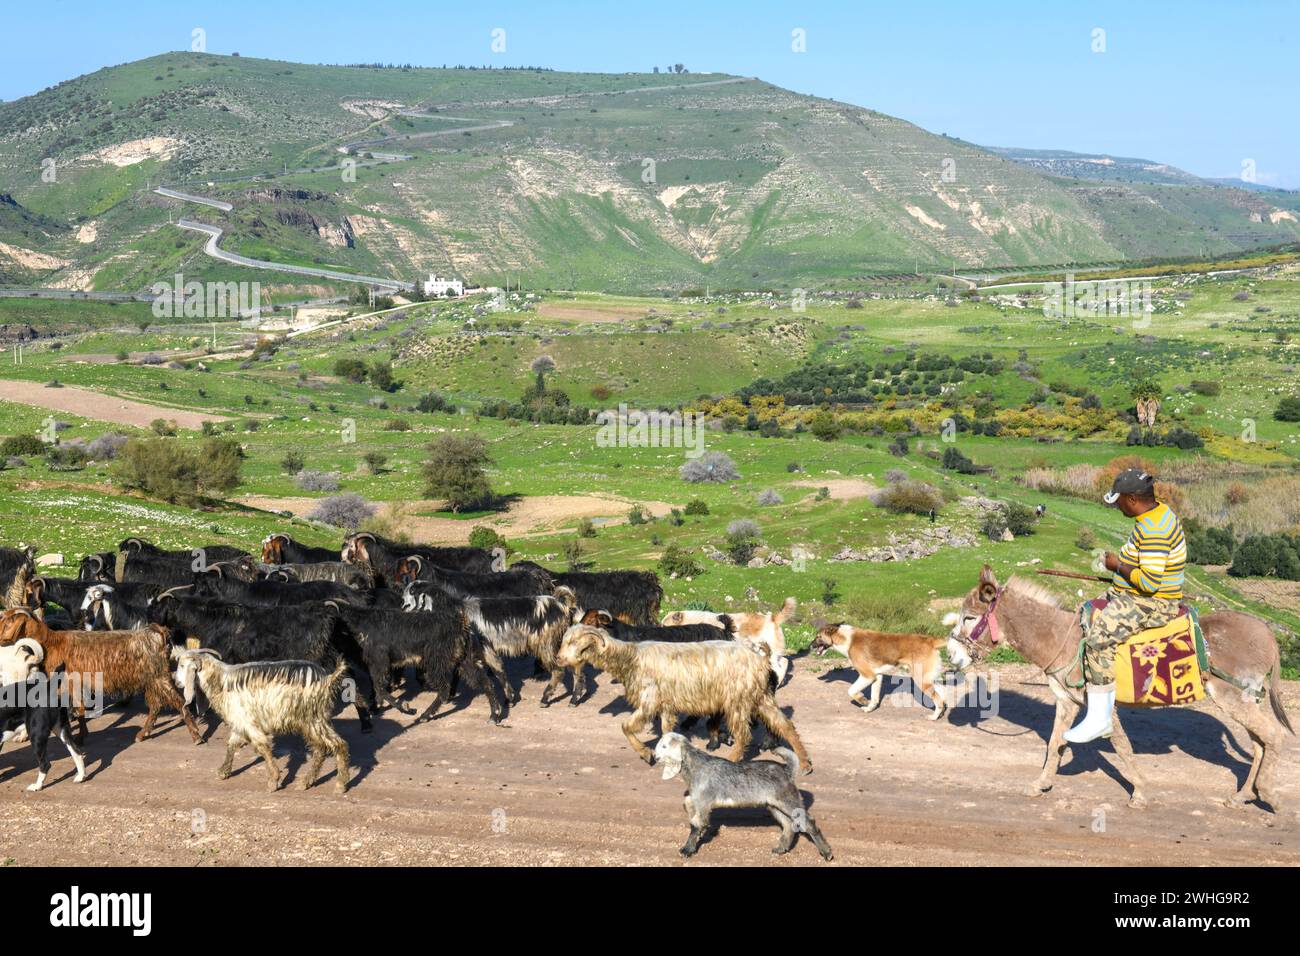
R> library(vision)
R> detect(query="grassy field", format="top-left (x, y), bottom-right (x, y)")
top-left (2, 267), bottom-right (1297, 677)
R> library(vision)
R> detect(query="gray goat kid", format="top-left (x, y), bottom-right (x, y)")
top-left (654, 732), bottom-right (832, 860)
top-left (171, 648), bottom-right (351, 794)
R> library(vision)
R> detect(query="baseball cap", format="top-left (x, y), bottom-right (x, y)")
top-left (1103, 468), bottom-right (1155, 504)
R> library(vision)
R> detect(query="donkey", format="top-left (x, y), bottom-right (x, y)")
top-left (950, 565), bottom-right (1292, 811)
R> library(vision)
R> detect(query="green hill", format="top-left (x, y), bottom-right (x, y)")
top-left (3, 52), bottom-right (1300, 293)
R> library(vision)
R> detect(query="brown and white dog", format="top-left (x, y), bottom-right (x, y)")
top-left (809, 622), bottom-right (962, 721)
top-left (662, 597), bottom-right (794, 684)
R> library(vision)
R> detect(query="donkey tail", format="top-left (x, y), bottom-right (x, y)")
top-left (1269, 665), bottom-right (1294, 735)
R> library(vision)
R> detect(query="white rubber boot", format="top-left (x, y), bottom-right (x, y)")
top-left (1063, 685), bottom-right (1115, 743)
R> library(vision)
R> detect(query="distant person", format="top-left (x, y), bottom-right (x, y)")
top-left (1064, 469), bottom-right (1186, 743)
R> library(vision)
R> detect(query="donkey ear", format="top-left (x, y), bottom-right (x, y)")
top-left (978, 564), bottom-right (999, 602)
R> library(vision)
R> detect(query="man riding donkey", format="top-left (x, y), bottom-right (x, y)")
top-left (1065, 468), bottom-right (1186, 744)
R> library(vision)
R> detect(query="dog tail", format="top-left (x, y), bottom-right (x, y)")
top-left (773, 597), bottom-right (796, 626)
top-left (773, 746), bottom-right (799, 778)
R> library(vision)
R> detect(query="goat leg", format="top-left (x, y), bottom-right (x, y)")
top-left (769, 808), bottom-right (798, 856)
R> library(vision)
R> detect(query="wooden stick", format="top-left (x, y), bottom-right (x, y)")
top-left (1036, 569), bottom-right (1112, 583)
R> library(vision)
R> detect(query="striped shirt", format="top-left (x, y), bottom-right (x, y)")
top-left (1113, 502), bottom-right (1186, 600)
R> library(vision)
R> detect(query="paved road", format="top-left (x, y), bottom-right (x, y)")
top-left (174, 219), bottom-right (412, 290)
top-left (153, 187), bottom-right (233, 212)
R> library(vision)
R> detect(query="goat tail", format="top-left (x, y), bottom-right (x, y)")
top-left (327, 660), bottom-right (350, 699)
top-left (1269, 665), bottom-right (1294, 735)
top-left (716, 613), bottom-right (736, 636)
top-left (772, 747), bottom-right (799, 778)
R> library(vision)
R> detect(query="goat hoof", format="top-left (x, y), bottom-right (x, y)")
top-left (679, 847), bottom-right (696, 858)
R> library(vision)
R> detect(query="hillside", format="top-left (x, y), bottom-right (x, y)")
top-left (2, 52), bottom-right (1300, 293)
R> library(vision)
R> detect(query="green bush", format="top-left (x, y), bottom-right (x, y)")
top-left (1185, 518), bottom-right (1235, 566)
top-left (684, 499), bottom-right (710, 516)
top-left (467, 526), bottom-right (510, 555)
top-left (423, 434), bottom-right (493, 512)
top-left (872, 480), bottom-right (942, 515)
top-left (333, 357), bottom-right (368, 383)
top-left (0, 434), bottom-right (46, 458)
top-left (1004, 503), bottom-right (1037, 537)
top-left (1274, 397), bottom-right (1300, 422)
top-left (658, 543), bottom-right (703, 578)
top-left (112, 437), bottom-right (243, 503)
top-left (281, 451), bottom-right (305, 473)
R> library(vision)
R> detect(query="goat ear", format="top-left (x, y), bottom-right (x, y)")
top-left (659, 757), bottom-right (682, 781)
top-left (597, 610), bottom-right (613, 627)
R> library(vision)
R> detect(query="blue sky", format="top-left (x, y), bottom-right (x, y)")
top-left (4, 0), bottom-right (1297, 187)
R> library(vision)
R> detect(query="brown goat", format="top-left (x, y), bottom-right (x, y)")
top-left (556, 624), bottom-right (812, 774)
top-left (0, 609), bottom-right (202, 745)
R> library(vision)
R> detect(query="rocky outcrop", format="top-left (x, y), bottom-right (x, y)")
top-left (830, 525), bottom-right (977, 563)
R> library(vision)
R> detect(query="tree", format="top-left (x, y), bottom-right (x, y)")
top-left (530, 354), bottom-right (556, 394)
top-left (423, 434), bottom-right (494, 512)
top-left (369, 360), bottom-right (395, 392)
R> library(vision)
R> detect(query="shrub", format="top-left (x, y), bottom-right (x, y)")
top-left (309, 493), bottom-right (376, 531)
top-left (1275, 397), bottom-right (1300, 422)
top-left (1185, 518), bottom-right (1235, 566)
top-left (809, 411), bottom-right (842, 441)
top-left (563, 538), bottom-right (585, 573)
top-left (384, 417), bottom-right (412, 432)
top-left (1004, 503), bottom-right (1037, 537)
top-left (981, 509), bottom-right (1009, 540)
top-left (85, 432), bottom-right (128, 461)
top-left (679, 451), bottom-right (739, 483)
top-left (821, 578), bottom-right (840, 607)
top-left (333, 357), bottom-right (368, 382)
top-left (658, 543), bottom-right (703, 578)
top-left (45, 442), bottom-right (88, 471)
top-left (369, 361), bottom-right (396, 391)
top-left (281, 451), bottom-right (305, 473)
top-left (1190, 380), bottom-right (1221, 397)
top-left (756, 489), bottom-right (783, 506)
top-left (871, 480), bottom-right (943, 515)
top-left (295, 470), bottom-right (341, 492)
top-left (112, 437), bottom-right (243, 503)
top-left (1075, 526), bottom-right (1097, 550)
top-left (683, 499), bottom-right (710, 516)
top-left (150, 418), bottom-right (178, 436)
top-left (415, 391), bottom-right (452, 413)
top-left (1224, 482), bottom-right (1251, 506)
top-left (576, 517), bottom-right (596, 538)
top-left (725, 523), bottom-right (762, 566)
top-left (424, 434), bottom-right (494, 512)
top-left (467, 526), bottom-right (509, 555)
top-left (941, 446), bottom-right (979, 474)
top-left (1, 434), bottom-right (47, 458)
top-left (626, 504), bottom-right (649, 526)
top-left (667, 508), bottom-right (684, 526)
top-left (363, 452), bottom-right (388, 473)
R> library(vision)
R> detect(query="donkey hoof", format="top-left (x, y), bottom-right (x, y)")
top-left (1128, 793), bottom-right (1148, 810)
top-left (1224, 794), bottom-right (1250, 811)
top-left (1023, 782), bottom-right (1050, 798)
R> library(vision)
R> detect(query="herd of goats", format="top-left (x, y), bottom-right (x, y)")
top-left (0, 532), bottom-right (839, 860)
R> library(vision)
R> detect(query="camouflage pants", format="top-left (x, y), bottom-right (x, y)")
top-left (1080, 589), bottom-right (1180, 687)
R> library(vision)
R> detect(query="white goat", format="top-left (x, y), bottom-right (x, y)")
top-left (171, 648), bottom-right (351, 794)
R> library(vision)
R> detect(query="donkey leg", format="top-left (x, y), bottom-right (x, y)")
top-left (1028, 692), bottom-right (1079, 797)
top-left (1208, 682), bottom-right (1279, 811)
top-left (1105, 711), bottom-right (1148, 809)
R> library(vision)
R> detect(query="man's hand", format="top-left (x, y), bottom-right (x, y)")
top-left (1102, 551), bottom-right (1120, 573)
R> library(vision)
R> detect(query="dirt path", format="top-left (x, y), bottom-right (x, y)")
top-left (239, 493), bottom-right (679, 542)
top-left (0, 379), bottom-right (228, 429)
top-left (2, 661), bottom-right (1294, 866)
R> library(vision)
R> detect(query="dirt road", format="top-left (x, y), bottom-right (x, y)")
top-left (1, 661), bottom-right (1294, 866)
top-left (0, 380), bottom-right (228, 430)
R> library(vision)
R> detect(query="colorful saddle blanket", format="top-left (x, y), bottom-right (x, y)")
top-left (1081, 601), bottom-right (1209, 706)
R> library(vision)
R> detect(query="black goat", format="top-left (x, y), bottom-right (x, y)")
top-left (77, 552), bottom-right (117, 583)
top-left (341, 532), bottom-right (493, 585)
top-left (328, 600), bottom-right (506, 725)
top-left (402, 563), bottom-right (552, 602)
top-left (147, 595), bottom-right (376, 731)
top-left (265, 562), bottom-right (374, 590)
top-left (578, 609), bottom-right (734, 643)
top-left (118, 538), bottom-right (248, 563)
top-left (189, 573), bottom-right (369, 607)
top-left (261, 533), bottom-right (340, 565)
top-left (461, 590), bottom-right (582, 706)
top-left (515, 564), bottom-right (663, 625)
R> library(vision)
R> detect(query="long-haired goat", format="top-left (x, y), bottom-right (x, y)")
top-left (0, 608), bottom-right (202, 745)
top-left (265, 561), bottom-right (374, 590)
top-left (662, 597), bottom-right (795, 684)
top-left (146, 594), bottom-right (376, 732)
top-left (0, 546), bottom-right (35, 607)
top-left (556, 624), bottom-right (812, 774)
top-left (401, 562), bottom-right (552, 601)
top-left (458, 588), bottom-right (581, 706)
top-left (172, 649), bottom-right (350, 793)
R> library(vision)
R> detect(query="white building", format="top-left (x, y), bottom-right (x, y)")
top-left (423, 274), bottom-right (464, 297)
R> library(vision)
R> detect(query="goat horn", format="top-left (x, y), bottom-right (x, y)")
top-left (89, 554), bottom-right (104, 571)
top-left (15, 637), bottom-right (43, 663)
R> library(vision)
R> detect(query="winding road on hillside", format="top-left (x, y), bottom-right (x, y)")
top-left (154, 76), bottom-right (755, 293)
